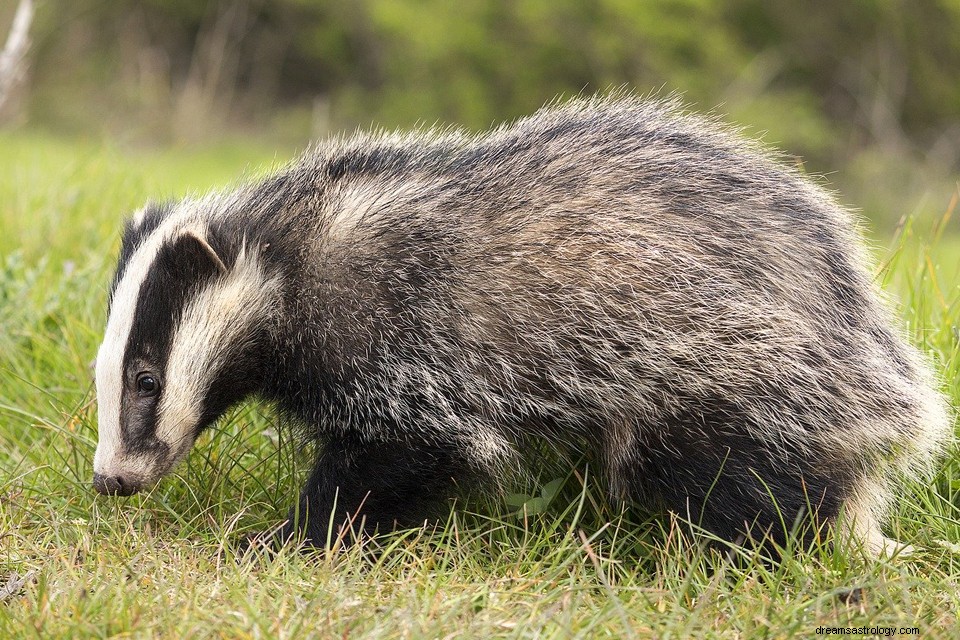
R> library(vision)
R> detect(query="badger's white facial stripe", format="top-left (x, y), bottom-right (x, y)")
top-left (94, 223), bottom-right (182, 473)
top-left (156, 244), bottom-right (278, 463)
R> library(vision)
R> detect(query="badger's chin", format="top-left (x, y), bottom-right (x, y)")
top-left (92, 439), bottom-right (196, 497)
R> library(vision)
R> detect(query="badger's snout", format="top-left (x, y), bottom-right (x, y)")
top-left (92, 472), bottom-right (141, 497)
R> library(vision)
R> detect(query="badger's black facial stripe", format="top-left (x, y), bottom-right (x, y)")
top-left (110, 202), bottom-right (174, 306)
top-left (119, 231), bottom-right (226, 453)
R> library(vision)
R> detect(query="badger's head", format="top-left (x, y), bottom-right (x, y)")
top-left (93, 203), bottom-right (278, 496)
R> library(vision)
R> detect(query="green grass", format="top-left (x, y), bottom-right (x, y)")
top-left (1, 132), bottom-right (958, 638)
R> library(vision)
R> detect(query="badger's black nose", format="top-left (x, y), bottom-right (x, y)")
top-left (92, 473), bottom-right (141, 496)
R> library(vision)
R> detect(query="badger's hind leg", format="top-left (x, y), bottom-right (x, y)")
top-left (278, 434), bottom-right (470, 547)
top-left (619, 416), bottom-right (864, 552)
top-left (836, 476), bottom-right (914, 557)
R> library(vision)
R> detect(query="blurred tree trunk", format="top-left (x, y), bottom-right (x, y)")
top-left (173, 0), bottom-right (250, 142)
top-left (0, 0), bottom-right (34, 125)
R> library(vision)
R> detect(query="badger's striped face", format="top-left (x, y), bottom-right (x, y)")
top-left (93, 205), bottom-right (277, 496)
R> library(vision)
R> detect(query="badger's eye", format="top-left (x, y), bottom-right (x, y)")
top-left (135, 372), bottom-right (160, 396)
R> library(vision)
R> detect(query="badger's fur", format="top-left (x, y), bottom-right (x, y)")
top-left (93, 96), bottom-right (951, 554)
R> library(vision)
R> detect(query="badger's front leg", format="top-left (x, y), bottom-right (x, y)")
top-left (278, 434), bottom-right (467, 547)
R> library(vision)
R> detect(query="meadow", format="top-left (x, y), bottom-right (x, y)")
top-left (1, 133), bottom-right (958, 638)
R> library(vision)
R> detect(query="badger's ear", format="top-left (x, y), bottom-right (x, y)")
top-left (175, 229), bottom-right (228, 274)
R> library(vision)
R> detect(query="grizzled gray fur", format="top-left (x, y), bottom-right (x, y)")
top-left (93, 95), bottom-right (951, 554)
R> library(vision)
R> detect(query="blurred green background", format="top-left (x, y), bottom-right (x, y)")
top-left (1, 0), bottom-right (959, 229)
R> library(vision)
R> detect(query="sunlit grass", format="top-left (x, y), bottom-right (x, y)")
top-left (0, 134), bottom-right (957, 638)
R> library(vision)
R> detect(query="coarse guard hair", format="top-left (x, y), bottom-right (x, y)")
top-left (93, 95), bottom-right (953, 555)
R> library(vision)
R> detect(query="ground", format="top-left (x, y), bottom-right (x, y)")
top-left (1, 133), bottom-right (958, 638)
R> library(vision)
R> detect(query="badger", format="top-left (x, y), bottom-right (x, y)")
top-left (92, 96), bottom-right (951, 555)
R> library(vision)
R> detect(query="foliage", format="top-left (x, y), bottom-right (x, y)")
top-left (13, 1), bottom-right (960, 148)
